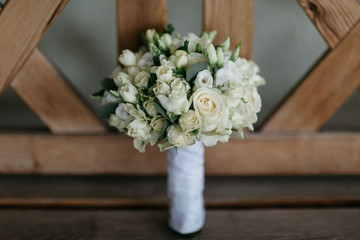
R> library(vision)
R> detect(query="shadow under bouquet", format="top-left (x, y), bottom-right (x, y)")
top-left (93, 24), bottom-right (265, 235)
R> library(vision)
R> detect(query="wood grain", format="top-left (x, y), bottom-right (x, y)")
top-left (0, 133), bottom-right (359, 175)
top-left (0, 175), bottom-right (359, 208)
top-left (203, 0), bottom-right (254, 59)
top-left (297, 0), bottom-right (360, 48)
top-left (117, 0), bottom-right (167, 53)
top-left (0, 0), bottom-right (68, 95)
top-left (262, 21), bottom-right (360, 132)
top-left (11, 49), bottom-right (106, 134)
top-left (1, 209), bottom-right (360, 239)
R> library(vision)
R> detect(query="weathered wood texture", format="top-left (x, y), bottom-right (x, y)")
top-left (0, 133), bottom-right (359, 175)
top-left (203, 0), bottom-right (254, 59)
top-left (117, 0), bottom-right (167, 53)
top-left (298, 0), bottom-right (360, 48)
top-left (262, 20), bottom-right (360, 132)
top-left (11, 49), bottom-right (106, 134)
top-left (0, 0), bottom-right (68, 95)
top-left (1, 209), bottom-right (360, 239)
top-left (1, 175), bottom-right (359, 208)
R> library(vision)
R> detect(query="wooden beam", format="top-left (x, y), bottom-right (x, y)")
top-left (117, 0), bottom-right (167, 53)
top-left (262, 21), bottom-right (360, 132)
top-left (11, 49), bottom-right (106, 134)
top-left (203, 0), bottom-right (254, 59)
top-left (0, 0), bottom-right (68, 95)
top-left (297, 0), bottom-right (360, 48)
top-left (0, 133), bottom-right (359, 175)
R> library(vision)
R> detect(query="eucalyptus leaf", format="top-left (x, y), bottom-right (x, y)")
top-left (100, 78), bottom-right (117, 91)
top-left (98, 103), bottom-right (118, 119)
top-left (91, 89), bottom-right (105, 99)
top-left (158, 120), bottom-right (171, 141)
top-left (153, 101), bottom-right (171, 122)
top-left (186, 61), bottom-right (208, 82)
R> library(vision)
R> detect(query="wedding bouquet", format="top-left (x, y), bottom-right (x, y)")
top-left (93, 25), bottom-right (265, 153)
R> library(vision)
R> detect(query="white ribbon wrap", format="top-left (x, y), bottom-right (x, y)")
top-left (167, 141), bottom-right (205, 234)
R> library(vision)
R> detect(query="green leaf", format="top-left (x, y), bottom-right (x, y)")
top-left (147, 73), bottom-right (157, 89)
top-left (178, 39), bottom-right (189, 53)
top-left (162, 24), bottom-right (174, 35)
top-left (158, 120), bottom-right (171, 141)
top-left (186, 61), bottom-right (208, 82)
top-left (100, 78), bottom-right (117, 91)
top-left (91, 89), bottom-right (105, 99)
top-left (153, 55), bottom-right (160, 66)
top-left (153, 101), bottom-right (171, 122)
top-left (109, 89), bottom-right (120, 98)
top-left (172, 67), bottom-right (186, 78)
top-left (98, 103), bottom-right (118, 119)
top-left (195, 43), bottom-right (202, 53)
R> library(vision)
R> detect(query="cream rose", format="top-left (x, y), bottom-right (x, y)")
top-left (143, 100), bottom-right (157, 117)
top-left (127, 119), bottom-right (151, 141)
top-left (167, 125), bottom-right (187, 149)
top-left (179, 110), bottom-right (201, 131)
top-left (119, 49), bottom-right (137, 67)
top-left (193, 88), bottom-right (223, 132)
top-left (150, 116), bottom-right (166, 133)
top-left (134, 71), bottom-right (150, 88)
top-left (120, 84), bottom-right (138, 104)
top-left (194, 69), bottom-right (213, 89)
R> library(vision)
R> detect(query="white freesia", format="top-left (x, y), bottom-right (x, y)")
top-left (161, 33), bottom-right (172, 47)
top-left (115, 104), bottom-right (133, 122)
top-left (187, 33), bottom-right (210, 53)
top-left (134, 71), bottom-right (150, 87)
top-left (215, 61), bottom-right (243, 89)
top-left (128, 66), bottom-right (140, 78)
top-left (194, 70), bottom-right (213, 90)
top-left (127, 119), bottom-right (151, 141)
top-left (156, 65), bottom-right (174, 82)
top-left (193, 88), bottom-right (224, 132)
top-left (171, 78), bottom-right (190, 93)
top-left (146, 29), bottom-right (156, 43)
top-left (113, 72), bottom-right (132, 87)
top-left (179, 110), bottom-right (201, 131)
top-left (137, 52), bottom-right (154, 70)
top-left (101, 91), bottom-right (117, 106)
top-left (109, 114), bottom-right (130, 131)
top-left (167, 125), bottom-right (188, 149)
top-left (150, 115), bottom-right (166, 133)
top-left (153, 81), bottom-right (171, 96)
top-left (176, 54), bottom-right (188, 68)
top-left (124, 103), bottom-right (147, 120)
top-left (119, 49), bottom-right (137, 67)
top-left (120, 84), bottom-right (138, 104)
top-left (143, 99), bottom-right (157, 117)
top-left (206, 43), bottom-right (217, 66)
top-left (157, 89), bottom-right (190, 115)
top-left (187, 53), bottom-right (207, 66)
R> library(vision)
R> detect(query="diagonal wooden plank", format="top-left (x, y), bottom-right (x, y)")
top-left (11, 49), bottom-right (106, 134)
top-left (262, 21), bottom-right (360, 132)
top-left (298, 0), bottom-right (360, 48)
top-left (203, 0), bottom-right (254, 59)
top-left (0, 133), bottom-right (359, 175)
top-left (117, 0), bottom-right (167, 53)
top-left (0, 0), bottom-right (68, 95)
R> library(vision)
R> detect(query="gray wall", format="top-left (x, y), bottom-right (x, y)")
top-left (0, 0), bottom-right (358, 131)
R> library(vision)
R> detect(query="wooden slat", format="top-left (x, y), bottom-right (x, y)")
top-left (262, 21), bottom-right (360, 132)
top-left (1, 209), bottom-right (360, 239)
top-left (0, 133), bottom-right (359, 175)
top-left (203, 0), bottom-right (254, 59)
top-left (0, 0), bottom-right (68, 95)
top-left (297, 0), bottom-right (360, 48)
top-left (117, 0), bottom-right (167, 53)
top-left (0, 175), bottom-right (359, 208)
top-left (11, 49), bottom-right (106, 134)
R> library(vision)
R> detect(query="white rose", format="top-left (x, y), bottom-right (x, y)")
top-left (101, 91), bottom-right (117, 106)
top-left (179, 110), bottom-right (201, 131)
top-left (134, 71), bottom-right (150, 88)
top-left (156, 64), bottom-right (174, 82)
top-left (156, 89), bottom-right (190, 115)
top-left (127, 119), bottom-right (151, 141)
top-left (137, 52), bottom-right (154, 70)
top-left (113, 72), bottom-right (132, 87)
top-left (115, 103), bottom-right (133, 121)
top-left (193, 88), bottom-right (223, 132)
top-left (215, 61), bottom-right (243, 89)
top-left (167, 125), bottom-right (187, 149)
top-left (143, 99), bottom-right (157, 117)
top-left (153, 81), bottom-right (170, 96)
top-left (187, 53), bottom-right (207, 66)
top-left (119, 49), bottom-right (137, 67)
top-left (194, 69), bottom-right (213, 89)
top-left (120, 84), bottom-right (138, 104)
top-left (128, 66), bottom-right (140, 78)
top-left (150, 115), bottom-right (166, 133)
